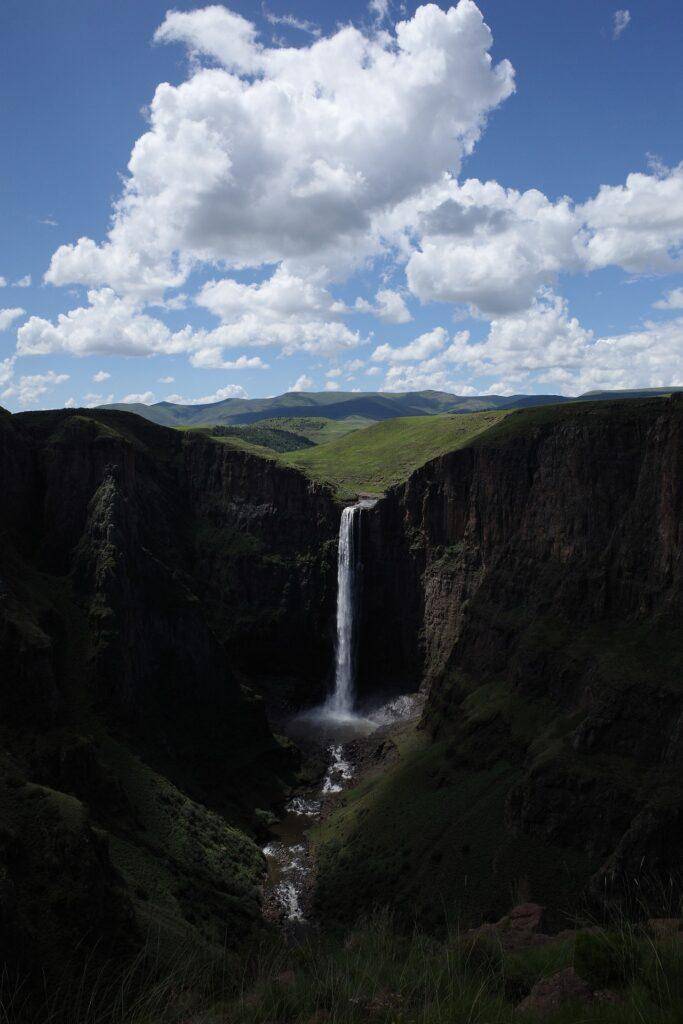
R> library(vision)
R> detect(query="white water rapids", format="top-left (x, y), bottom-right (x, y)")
top-left (261, 696), bottom-right (422, 925)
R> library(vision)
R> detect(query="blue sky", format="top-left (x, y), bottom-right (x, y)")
top-left (1, 0), bottom-right (682, 410)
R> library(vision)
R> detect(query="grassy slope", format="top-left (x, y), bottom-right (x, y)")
top-left (281, 410), bottom-right (509, 497)
top-left (311, 632), bottom-right (680, 941)
top-left (312, 717), bottom-right (593, 935)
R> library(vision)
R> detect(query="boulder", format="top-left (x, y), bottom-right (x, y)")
top-left (515, 967), bottom-right (593, 1017)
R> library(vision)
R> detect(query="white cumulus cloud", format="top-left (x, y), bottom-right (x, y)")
top-left (290, 373), bottom-right (313, 392)
top-left (164, 384), bottom-right (247, 404)
top-left (654, 288), bottom-right (683, 310)
top-left (120, 391), bottom-right (155, 405)
top-left (372, 326), bottom-right (449, 362)
top-left (45, 2), bottom-right (514, 298)
top-left (0, 308), bottom-right (27, 332)
top-left (189, 351), bottom-right (269, 370)
top-left (456, 293), bottom-right (592, 381)
top-left (2, 370), bottom-right (70, 407)
top-left (355, 288), bottom-right (412, 323)
top-left (579, 163), bottom-right (683, 274)
top-left (83, 392), bottom-right (114, 407)
top-left (406, 179), bottom-right (582, 316)
top-left (13, 288), bottom-right (262, 367)
top-left (17, 290), bottom-right (179, 357)
top-left (379, 293), bottom-right (683, 396)
top-left (0, 357), bottom-right (16, 387)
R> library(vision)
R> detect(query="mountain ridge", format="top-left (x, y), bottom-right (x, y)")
top-left (99, 386), bottom-right (682, 428)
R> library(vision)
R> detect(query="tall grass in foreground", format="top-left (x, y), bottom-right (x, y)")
top-left (1, 907), bottom-right (682, 1024)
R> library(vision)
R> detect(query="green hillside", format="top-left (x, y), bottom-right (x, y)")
top-left (281, 410), bottom-right (508, 497)
top-left (100, 389), bottom-right (568, 428)
top-left (100, 387), bottom-right (681, 432)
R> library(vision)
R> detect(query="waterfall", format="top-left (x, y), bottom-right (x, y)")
top-left (328, 503), bottom-right (361, 716)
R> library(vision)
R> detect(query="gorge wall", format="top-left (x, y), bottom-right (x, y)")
top-left (351, 396), bottom-right (681, 916)
top-left (0, 407), bottom-right (339, 984)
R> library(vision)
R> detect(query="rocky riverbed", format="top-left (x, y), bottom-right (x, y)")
top-left (262, 694), bottom-right (425, 927)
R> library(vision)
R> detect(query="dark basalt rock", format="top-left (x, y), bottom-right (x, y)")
top-left (0, 407), bottom-right (340, 985)
top-left (355, 397), bottom-right (682, 904)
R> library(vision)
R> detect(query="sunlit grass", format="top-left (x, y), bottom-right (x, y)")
top-left (281, 411), bottom-right (508, 498)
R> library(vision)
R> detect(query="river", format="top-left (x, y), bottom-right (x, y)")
top-left (262, 695), bottom-right (422, 926)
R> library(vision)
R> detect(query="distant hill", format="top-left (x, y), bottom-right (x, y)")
top-left (100, 389), bottom-right (567, 427)
top-left (579, 387), bottom-right (682, 400)
top-left (100, 386), bottom-right (682, 429)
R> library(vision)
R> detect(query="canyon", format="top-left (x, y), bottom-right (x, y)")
top-left (0, 396), bottom-right (681, 993)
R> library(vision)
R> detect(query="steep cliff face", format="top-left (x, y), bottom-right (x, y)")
top-left (3, 409), bottom-right (339, 721)
top-left (359, 398), bottom-right (680, 695)
top-left (182, 433), bottom-right (339, 697)
top-left (344, 397), bottom-right (682, 920)
top-left (0, 407), bottom-right (339, 984)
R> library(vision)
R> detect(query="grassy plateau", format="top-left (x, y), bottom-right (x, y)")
top-left (281, 410), bottom-right (509, 497)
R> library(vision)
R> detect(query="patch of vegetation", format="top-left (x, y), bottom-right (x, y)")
top-left (311, 724), bottom-right (593, 933)
top-left (179, 423), bottom-right (318, 453)
top-left (176, 424), bottom-right (278, 459)
top-left (574, 929), bottom-right (643, 990)
top-left (282, 410), bottom-right (509, 498)
top-left (5, 910), bottom-right (682, 1023)
top-left (259, 415), bottom-right (374, 444)
top-left (212, 423), bottom-right (315, 451)
top-left (101, 737), bottom-right (265, 954)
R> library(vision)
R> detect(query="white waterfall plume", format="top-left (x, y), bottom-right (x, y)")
top-left (328, 504), bottom-right (359, 716)
top-left (326, 499), bottom-right (378, 717)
